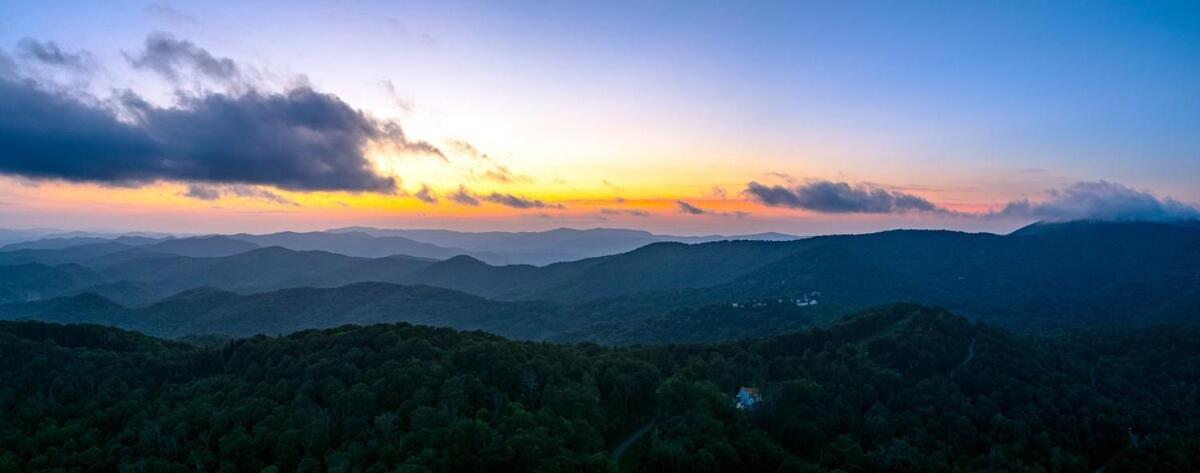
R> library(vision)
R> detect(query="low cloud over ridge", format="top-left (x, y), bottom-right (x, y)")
top-left (991, 181), bottom-right (1199, 222)
top-left (744, 177), bottom-right (1198, 223)
top-left (744, 180), bottom-right (949, 214)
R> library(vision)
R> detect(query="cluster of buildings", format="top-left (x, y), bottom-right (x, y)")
top-left (729, 292), bottom-right (821, 309)
top-left (734, 387), bottom-right (761, 410)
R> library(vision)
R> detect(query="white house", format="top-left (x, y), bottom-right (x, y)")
top-left (734, 387), bottom-right (761, 410)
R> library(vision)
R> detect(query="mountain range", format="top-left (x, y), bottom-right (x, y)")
top-left (0, 220), bottom-right (1197, 341)
top-left (0, 227), bottom-right (800, 266)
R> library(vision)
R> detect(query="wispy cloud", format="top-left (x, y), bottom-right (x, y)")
top-left (676, 200), bottom-right (706, 215)
top-left (448, 138), bottom-right (529, 183)
top-left (599, 208), bottom-right (650, 217)
top-left (676, 200), bottom-right (749, 218)
top-left (180, 184), bottom-right (298, 205)
top-left (16, 39), bottom-right (92, 70)
top-left (482, 192), bottom-right (564, 209)
top-left (144, 3), bottom-right (198, 26)
top-left (380, 78), bottom-right (413, 112)
top-left (445, 186), bottom-right (563, 209)
top-left (448, 186), bottom-right (481, 206)
top-left (414, 184), bottom-right (437, 204)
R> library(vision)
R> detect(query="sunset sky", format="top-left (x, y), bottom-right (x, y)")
top-left (1, 1), bottom-right (1198, 235)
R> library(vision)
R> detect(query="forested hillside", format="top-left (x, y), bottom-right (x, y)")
top-left (2, 304), bottom-right (1198, 472)
top-left (0, 283), bottom-right (565, 340)
top-left (2, 221), bottom-right (1199, 338)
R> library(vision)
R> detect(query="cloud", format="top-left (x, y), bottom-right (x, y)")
top-left (225, 185), bottom-right (297, 205)
top-left (0, 77), bottom-right (409, 191)
top-left (16, 39), bottom-right (91, 70)
top-left (180, 183), bottom-right (297, 205)
top-left (676, 200), bottom-right (748, 218)
top-left (446, 139), bottom-right (481, 159)
top-left (676, 200), bottom-right (706, 215)
top-left (183, 183), bottom-right (220, 200)
top-left (448, 138), bottom-right (528, 182)
top-left (445, 186), bottom-right (562, 209)
top-left (0, 35), bottom-right (443, 193)
top-left (744, 180), bottom-right (950, 214)
top-left (599, 208), bottom-right (650, 217)
top-left (414, 184), bottom-right (437, 204)
top-left (448, 186), bottom-right (480, 206)
top-left (126, 32), bottom-right (241, 84)
top-left (992, 181), bottom-right (1199, 222)
top-left (482, 192), bottom-right (564, 209)
top-left (0, 51), bottom-right (14, 76)
top-left (145, 3), bottom-right (198, 26)
top-left (380, 79), bottom-right (413, 112)
top-left (479, 163), bottom-right (523, 183)
top-left (765, 172), bottom-right (798, 184)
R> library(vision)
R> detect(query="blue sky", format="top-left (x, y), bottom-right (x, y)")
top-left (0, 1), bottom-right (1197, 233)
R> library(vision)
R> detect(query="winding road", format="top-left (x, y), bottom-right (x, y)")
top-left (956, 337), bottom-right (976, 370)
top-left (612, 421), bottom-right (655, 464)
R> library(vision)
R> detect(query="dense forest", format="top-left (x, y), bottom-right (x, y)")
top-left (2, 304), bottom-right (1198, 472)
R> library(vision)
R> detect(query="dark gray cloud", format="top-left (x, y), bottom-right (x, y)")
top-left (992, 181), bottom-right (1199, 222)
top-left (744, 180), bottom-right (948, 214)
top-left (414, 184), bottom-right (437, 204)
top-left (0, 36), bottom-right (443, 193)
top-left (482, 192), bottom-right (564, 209)
top-left (17, 39), bottom-right (91, 70)
top-left (0, 76), bottom-right (412, 191)
top-left (448, 186), bottom-right (480, 206)
top-left (126, 32), bottom-right (241, 83)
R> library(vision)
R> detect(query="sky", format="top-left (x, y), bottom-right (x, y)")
top-left (0, 0), bottom-right (1197, 235)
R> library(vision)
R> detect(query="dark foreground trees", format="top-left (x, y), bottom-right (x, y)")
top-left (1, 304), bottom-right (1197, 472)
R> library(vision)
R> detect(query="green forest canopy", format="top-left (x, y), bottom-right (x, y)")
top-left (2, 303), bottom-right (1198, 472)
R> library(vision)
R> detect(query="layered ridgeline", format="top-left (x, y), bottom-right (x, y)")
top-left (1, 304), bottom-right (1198, 472)
top-left (1, 220), bottom-right (1198, 341)
top-left (0, 228), bottom-right (799, 267)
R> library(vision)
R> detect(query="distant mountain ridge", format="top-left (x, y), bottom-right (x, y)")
top-left (1, 220), bottom-right (1198, 340)
top-left (0, 226), bottom-right (802, 266)
top-left (330, 226), bottom-right (800, 264)
top-left (0, 282), bottom-right (563, 339)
